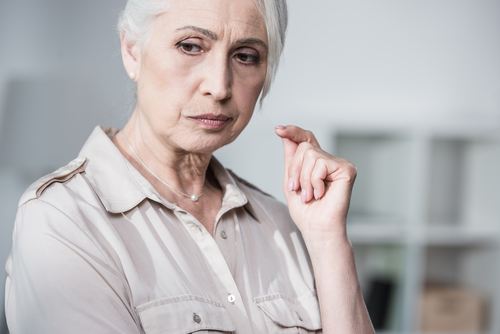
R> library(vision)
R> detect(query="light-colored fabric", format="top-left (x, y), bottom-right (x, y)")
top-left (5, 125), bottom-right (322, 334)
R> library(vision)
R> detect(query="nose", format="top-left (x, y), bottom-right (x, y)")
top-left (199, 52), bottom-right (232, 101)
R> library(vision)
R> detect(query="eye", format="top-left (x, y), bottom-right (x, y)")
top-left (234, 49), bottom-right (261, 65)
top-left (176, 40), bottom-right (203, 55)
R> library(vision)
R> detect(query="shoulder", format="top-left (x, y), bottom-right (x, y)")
top-left (14, 156), bottom-right (92, 244)
top-left (12, 156), bottom-right (109, 267)
top-left (17, 156), bottom-right (88, 208)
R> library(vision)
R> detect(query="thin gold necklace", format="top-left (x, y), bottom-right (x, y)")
top-left (121, 133), bottom-right (203, 202)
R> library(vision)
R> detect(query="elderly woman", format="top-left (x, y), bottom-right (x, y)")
top-left (5, 0), bottom-right (374, 333)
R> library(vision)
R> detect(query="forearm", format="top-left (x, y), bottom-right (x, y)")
top-left (303, 230), bottom-right (374, 334)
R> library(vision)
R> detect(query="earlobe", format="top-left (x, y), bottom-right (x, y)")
top-left (120, 32), bottom-right (141, 81)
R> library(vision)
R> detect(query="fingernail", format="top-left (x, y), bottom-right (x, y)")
top-left (313, 189), bottom-right (319, 200)
top-left (288, 178), bottom-right (295, 191)
top-left (301, 189), bottom-right (307, 203)
top-left (275, 125), bottom-right (286, 130)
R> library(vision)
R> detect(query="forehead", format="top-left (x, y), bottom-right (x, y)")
top-left (155, 0), bottom-right (267, 39)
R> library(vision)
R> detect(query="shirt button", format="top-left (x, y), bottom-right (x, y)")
top-left (193, 313), bottom-right (202, 323)
top-left (220, 230), bottom-right (228, 239)
top-left (227, 293), bottom-right (236, 303)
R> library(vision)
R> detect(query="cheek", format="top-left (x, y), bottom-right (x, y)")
top-left (234, 66), bottom-right (266, 100)
top-left (140, 50), bottom-right (198, 101)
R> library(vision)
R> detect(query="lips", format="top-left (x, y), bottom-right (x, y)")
top-left (190, 114), bottom-right (232, 121)
top-left (188, 113), bottom-right (233, 129)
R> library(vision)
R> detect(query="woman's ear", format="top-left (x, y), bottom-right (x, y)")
top-left (120, 32), bottom-right (141, 81)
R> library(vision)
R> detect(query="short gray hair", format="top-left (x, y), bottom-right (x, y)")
top-left (117, 0), bottom-right (288, 101)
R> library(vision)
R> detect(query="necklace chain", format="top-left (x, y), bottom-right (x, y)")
top-left (121, 133), bottom-right (203, 202)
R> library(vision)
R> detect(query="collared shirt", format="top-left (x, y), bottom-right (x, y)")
top-left (5, 126), bottom-right (322, 334)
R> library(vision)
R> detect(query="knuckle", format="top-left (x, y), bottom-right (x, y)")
top-left (312, 159), bottom-right (325, 174)
top-left (300, 171), bottom-right (311, 183)
top-left (344, 162), bottom-right (358, 181)
top-left (304, 148), bottom-right (316, 159)
top-left (299, 141), bottom-right (312, 149)
top-left (311, 175), bottom-right (323, 185)
top-left (305, 130), bottom-right (319, 144)
top-left (288, 163), bottom-right (298, 175)
top-left (305, 131), bottom-right (315, 143)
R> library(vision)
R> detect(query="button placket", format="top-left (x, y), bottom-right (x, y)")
top-left (174, 201), bottom-right (252, 328)
top-left (176, 210), bottom-right (204, 234)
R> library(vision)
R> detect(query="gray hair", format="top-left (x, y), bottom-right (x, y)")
top-left (117, 0), bottom-right (288, 101)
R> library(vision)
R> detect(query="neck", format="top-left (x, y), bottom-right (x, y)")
top-left (114, 111), bottom-right (214, 200)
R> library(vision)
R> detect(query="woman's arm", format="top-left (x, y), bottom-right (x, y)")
top-left (304, 231), bottom-right (374, 334)
top-left (275, 125), bottom-right (374, 334)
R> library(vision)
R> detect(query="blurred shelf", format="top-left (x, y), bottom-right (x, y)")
top-left (423, 225), bottom-right (500, 246)
top-left (348, 222), bottom-right (406, 244)
top-left (332, 127), bottom-right (500, 334)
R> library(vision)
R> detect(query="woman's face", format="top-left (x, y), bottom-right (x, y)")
top-left (123, 0), bottom-right (268, 154)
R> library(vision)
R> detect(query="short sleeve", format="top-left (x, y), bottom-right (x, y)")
top-left (4, 199), bottom-right (142, 334)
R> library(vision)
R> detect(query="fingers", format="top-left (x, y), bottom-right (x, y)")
top-left (288, 142), bottom-right (330, 203)
top-left (275, 124), bottom-right (319, 192)
top-left (288, 141), bottom-right (313, 192)
top-left (298, 147), bottom-right (316, 202)
top-left (311, 158), bottom-right (328, 200)
top-left (276, 124), bottom-right (353, 204)
top-left (281, 137), bottom-right (298, 178)
top-left (275, 125), bottom-right (320, 147)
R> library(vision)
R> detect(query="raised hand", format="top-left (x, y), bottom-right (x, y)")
top-left (275, 125), bottom-right (357, 239)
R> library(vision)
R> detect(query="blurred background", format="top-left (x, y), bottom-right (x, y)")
top-left (1, 0), bottom-right (499, 333)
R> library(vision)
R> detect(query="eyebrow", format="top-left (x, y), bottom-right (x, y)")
top-left (176, 25), bottom-right (218, 40)
top-left (175, 25), bottom-right (268, 51)
top-left (235, 38), bottom-right (268, 51)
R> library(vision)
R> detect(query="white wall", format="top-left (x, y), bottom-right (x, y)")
top-left (266, 0), bottom-right (500, 125)
top-left (0, 0), bottom-right (132, 131)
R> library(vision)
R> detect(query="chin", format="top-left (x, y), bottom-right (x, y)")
top-left (179, 136), bottom-right (232, 155)
top-left (174, 122), bottom-right (245, 154)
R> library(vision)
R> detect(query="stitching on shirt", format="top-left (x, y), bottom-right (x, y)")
top-left (35, 160), bottom-right (87, 198)
top-left (253, 291), bottom-right (318, 304)
top-left (136, 294), bottom-right (226, 312)
top-left (253, 293), bottom-right (288, 304)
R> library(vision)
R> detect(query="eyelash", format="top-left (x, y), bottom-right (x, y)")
top-left (176, 40), bottom-right (261, 66)
top-left (235, 52), bottom-right (261, 65)
top-left (176, 41), bottom-right (203, 55)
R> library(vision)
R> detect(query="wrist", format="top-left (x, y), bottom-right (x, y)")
top-left (301, 226), bottom-right (351, 253)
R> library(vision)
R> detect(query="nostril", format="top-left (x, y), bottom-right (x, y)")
top-left (212, 88), bottom-right (232, 101)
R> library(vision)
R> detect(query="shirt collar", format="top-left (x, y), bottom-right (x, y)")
top-left (78, 125), bottom-right (258, 221)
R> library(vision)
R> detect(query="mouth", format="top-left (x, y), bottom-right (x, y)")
top-left (187, 113), bottom-right (233, 130)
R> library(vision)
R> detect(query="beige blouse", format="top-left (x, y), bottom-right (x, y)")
top-left (5, 126), bottom-right (322, 334)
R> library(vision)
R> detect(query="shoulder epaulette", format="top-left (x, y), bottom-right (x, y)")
top-left (18, 156), bottom-right (87, 207)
